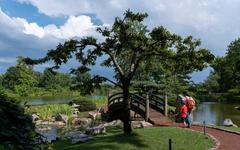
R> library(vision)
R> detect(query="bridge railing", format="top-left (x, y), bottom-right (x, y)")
top-left (108, 91), bottom-right (168, 121)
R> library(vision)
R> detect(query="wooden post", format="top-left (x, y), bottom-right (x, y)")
top-left (145, 92), bottom-right (149, 121)
top-left (169, 139), bottom-right (172, 150)
top-left (203, 121), bottom-right (206, 135)
top-left (164, 92), bottom-right (168, 116)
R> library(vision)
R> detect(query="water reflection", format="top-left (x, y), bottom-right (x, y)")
top-left (193, 102), bottom-right (240, 126)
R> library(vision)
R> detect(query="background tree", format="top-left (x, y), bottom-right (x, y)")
top-left (24, 10), bottom-right (214, 134)
top-left (202, 71), bottom-right (220, 94)
top-left (209, 38), bottom-right (240, 93)
top-left (2, 57), bottom-right (38, 96)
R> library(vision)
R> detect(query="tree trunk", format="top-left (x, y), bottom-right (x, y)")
top-left (122, 81), bottom-right (132, 135)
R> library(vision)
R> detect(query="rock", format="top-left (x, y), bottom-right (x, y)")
top-left (64, 131), bottom-right (92, 144)
top-left (72, 103), bottom-right (80, 108)
top-left (97, 107), bottom-right (104, 113)
top-left (36, 126), bottom-right (51, 132)
top-left (140, 121), bottom-right (153, 128)
top-left (233, 124), bottom-right (238, 128)
top-left (71, 118), bottom-right (92, 126)
top-left (32, 114), bottom-right (40, 121)
top-left (131, 121), bottom-right (142, 128)
top-left (223, 118), bottom-right (234, 126)
top-left (53, 121), bottom-right (66, 126)
top-left (234, 106), bottom-right (240, 110)
top-left (72, 108), bottom-right (79, 115)
top-left (55, 114), bottom-right (68, 124)
top-left (85, 125), bottom-right (106, 135)
top-left (88, 111), bottom-right (101, 120)
top-left (103, 119), bottom-right (122, 127)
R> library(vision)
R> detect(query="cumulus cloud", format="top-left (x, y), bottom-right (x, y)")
top-left (12, 13), bottom-right (100, 39)
top-left (17, 0), bottom-right (240, 56)
top-left (0, 8), bottom-right (105, 73)
top-left (3, 0), bottom-right (240, 82)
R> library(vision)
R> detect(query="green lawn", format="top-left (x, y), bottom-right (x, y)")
top-left (53, 126), bottom-right (214, 150)
top-left (215, 126), bottom-right (240, 133)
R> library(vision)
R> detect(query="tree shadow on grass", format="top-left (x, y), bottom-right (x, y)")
top-left (54, 126), bottom-right (149, 150)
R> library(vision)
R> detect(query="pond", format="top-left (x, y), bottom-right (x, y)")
top-left (23, 95), bottom-right (106, 106)
top-left (193, 102), bottom-right (240, 126)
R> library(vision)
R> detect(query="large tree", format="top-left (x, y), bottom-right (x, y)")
top-left (2, 57), bottom-right (38, 96)
top-left (211, 38), bottom-right (240, 92)
top-left (24, 10), bottom-right (214, 134)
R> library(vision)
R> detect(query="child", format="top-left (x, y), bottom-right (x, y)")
top-left (179, 100), bottom-right (188, 128)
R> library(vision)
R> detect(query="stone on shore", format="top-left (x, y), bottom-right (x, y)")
top-left (71, 117), bottom-right (92, 126)
top-left (55, 114), bottom-right (68, 124)
top-left (85, 125), bottom-right (106, 135)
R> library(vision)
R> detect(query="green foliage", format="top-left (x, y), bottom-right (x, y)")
top-left (23, 10), bottom-right (214, 134)
top-left (210, 38), bottom-right (240, 92)
top-left (2, 60), bottom-right (38, 96)
top-left (39, 68), bottom-right (72, 89)
top-left (227, 88), bottom-right (240, 95)
top-left (72, 97), bottom-right (96, 111)
top-left (0, 90), bottom-right (46, 149)
top-left (53, 126), bottom-right (214, 150)
top-left (93, 97), bottom-right (108, 107)
top-left (25, 104), bottom-right (72, 120)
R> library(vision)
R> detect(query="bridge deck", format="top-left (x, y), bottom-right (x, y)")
top-left (148, 108), bottom-right (172, 126)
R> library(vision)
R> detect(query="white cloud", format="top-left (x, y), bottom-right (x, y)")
top-left (17, 0), bottom-right (240, 57)
top-left (12, 14), bottom-right (100, 39)
top-left (0, 8), bottom-right (105, 73)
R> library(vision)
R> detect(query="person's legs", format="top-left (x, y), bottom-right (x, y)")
top-left (186, 109), bottom-right (192, 128)
top-left (181, 118), bottom-right (187, 127)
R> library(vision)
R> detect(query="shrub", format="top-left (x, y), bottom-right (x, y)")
top-left (0, 90), bottom-right (47, 149)
top-left (25, 104), bottom-right (72, 120)
top-left (72, 96), bottom-right (96, 111)
top-left (228, 88), bottom-right (239, 95)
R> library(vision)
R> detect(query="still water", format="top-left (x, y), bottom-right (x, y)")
top-left (23, 95), bottom-right (106, 106)
top-left (25, 97), bottom-right (240, 126)
top-left (193, 102), bottom-right (240, 126)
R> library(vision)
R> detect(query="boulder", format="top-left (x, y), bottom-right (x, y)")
top-left (140, 121), bottom-right (153, 128)
top-left (55, 114), bottom-right (68, 124)
top-left (53, 121), bottom-right (65, 127)
top-left (223, 118), bottom-right (234, 126)
top-left (31, 114), bottom-right (40, 121)
top-left (234, 106), bottom-right (240, 110)
top-left (103, 119), bottom-right (122, 127)
top-left (85, 125), bottom-right (106, 135)
top-left (71, 118), bottom-right (92, 126)
top-left (88, 111), bottom-right (101, 120)
top-left (64, 131), bottom-right (92, 144)
top-left (131, 121), bottom-right (142, 128)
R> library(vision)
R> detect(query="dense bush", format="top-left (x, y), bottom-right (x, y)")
top-left (0, 91), bottom-right (46, 149)
top-left (72, 96), bottom-right (96, 111)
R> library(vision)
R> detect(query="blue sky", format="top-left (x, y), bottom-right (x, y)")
top-left (1, 0), bottom-right (240, 83)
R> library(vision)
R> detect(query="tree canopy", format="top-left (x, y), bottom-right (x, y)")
top-left (24, 10), bottom-right (214, 134)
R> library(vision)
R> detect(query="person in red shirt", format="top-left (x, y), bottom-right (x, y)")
top-left (179, 100), bottom-right (188, 128)
top-left (183, 91), bottom-right (196, 128)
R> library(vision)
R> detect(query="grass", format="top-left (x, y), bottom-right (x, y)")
top-left (53, 126), bottom-right (214, 150)
top-left (213, 126), bottom-right (240, 133)
top-left (25, 104), bottom-right (72, 120)
top-left (93, 97), bottom-right (107, 107)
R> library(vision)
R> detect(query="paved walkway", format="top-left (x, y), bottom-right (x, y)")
top-left (191, 125), bottom-right (240, 150)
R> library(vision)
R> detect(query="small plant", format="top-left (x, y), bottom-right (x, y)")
top-left (72, 96), bottom-right (96, 111)
top-left (25, 104), bottom-right (72, 120)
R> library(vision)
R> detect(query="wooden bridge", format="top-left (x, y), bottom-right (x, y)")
top-left (107, 92), bottom-right (172, 125)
